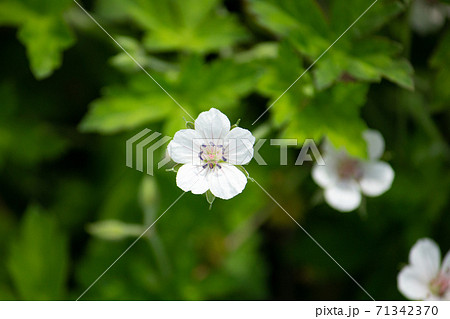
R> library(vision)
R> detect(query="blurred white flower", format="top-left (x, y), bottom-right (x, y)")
top-left (410, 0), bottom-right (450, 35)
top-left (398, 238), bottom-right (450, 300)
top-left (312, 129), bottom-right (394, 212)
top-left (167, 108), bottom-right (255, 200)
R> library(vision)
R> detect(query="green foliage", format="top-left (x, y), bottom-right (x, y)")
top-left (80, 56), bottom-right (259, 135)
top-left (430, 30), bottom-right (450, 111)
top-left (0, 0), bottom-right (74, 79)
top-left (7, 206), bottom-right (69, 300)
top-left (256, 42), bottom-right (368, 156)
top-left (287, 83), bottom-right (370, 157)
top-left (96, 0), bottom-right (249, 53)
top-left (0, 0), bottom-right (449, 302)
top-left (256, 41), bottom-right (314, 126)
top-left (0, 82), bottom-right (67, 167)
top-left (249, 0), bottom-right (414, 90)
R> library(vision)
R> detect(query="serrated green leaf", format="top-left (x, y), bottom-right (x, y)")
top-left (313, 51), bottom-right (350, 90)
top-left (249, 0), bottom-right (413, 91)
top-left (0, 0), bottom-right (74, 79)
top-left (330, 0), bottom-right (404, 38)
top-left (18, 16), bottom-right (75, 79)
top-left (100, 0), bottom-right (249, 53)
top-left (314, 38), bottom-right (414, 90)
top-left (80, 57), bottom-right (259, 135)
top-left (249, 0), bottom-right (330, 57)
top-left (79, 90), bottom-right (171, 134)
top-left (256, 41), bottom-right (314, 125)
top-left (7, 206), bottom-right (68, 300)
top-left (285, 83), bottom-right (369, 158)
top-left (175, 56), bottom-right (261, 109)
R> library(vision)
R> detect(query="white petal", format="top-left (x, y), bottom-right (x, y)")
top-left (444, 290), bottom-right (450, 301)
top-left (409, 238), bottom-right (441, 283)
top-left (176, 163), bottom-right (209, 194)
top-left (167, 129), bottom-right (204, 164)
top-left (195, 108), bottom-right (230, 140)
top-left (312, 154), bottom-right (339, 188)
top-left (324, 180), bottom-right (361, 212)
top-left (441, 251), bottom-right (450, 276)
top-left (359, 161), bottom-right (394, 197)
top-left (398, 265), bottom-right (431, 300)
top-left (209, 164), bottom-right (247, 200)
top-left (224, 127), bottom-right (255, 165)
top-left (425, 295), bottom-right (443, 301)
top-left (410, 0), bottom-right (446, 35)
top-left (363, 129), bottom-right (385, 160)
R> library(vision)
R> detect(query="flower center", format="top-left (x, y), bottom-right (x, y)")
top-left (337, 157), bottom-right (363, 180)
top-left (199, 142), bottom-right (227, 169)
top-left (430, 274), bottom-right (450, 297)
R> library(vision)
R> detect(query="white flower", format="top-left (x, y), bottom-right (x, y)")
top-left (167, 108), bottom-right (255, 200)
top-left (312, 129), bottom-right (394, 212)
top-left (398, 238), bottom-right (450, 300)
top-left (410, 0), bottom-right (450, 35)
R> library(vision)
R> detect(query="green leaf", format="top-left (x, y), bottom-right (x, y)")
top-left (256, 41), bottom-right (314, 125)
top-left (313, 51), bottom-right (352, 90)
top-left (284, 83), bottom-right (369, 158)
top-left (7, 206), bottom-right (69, 300)
top-left (18, 16), bottom-right (75, 79)
top-left (174, 56), bottom-right (260, 109)
top-left (314, 38), bottom-right (414, 90)
top-left (330, 0), bottom-right (405, 38)
top-left (87, 220), bottom-right (144, 241)
top-left (205, 190), bottom-right (215, 210)
top-left (80, 56), bottom-right (259, 135)
top-left (249, 0), bottom-right (413, 91)
top-left (79, 87), bottom-right (171, 134)
top-left (255, 41), bottom-right (368, 156)
top-left (349, 38), bottom-right (414, 90)
top-left (98, 0), bottom-right (249, 53)
top-left (430, 30), bottom-right (450, 111)
top-left (0, 0), bottom-right (74, 79)
top-left (249, 0), bottom-right (330, 57)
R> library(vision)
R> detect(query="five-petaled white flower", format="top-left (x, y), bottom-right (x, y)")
top-left (312, 129), bottom-right (394, 212)
top-left (167, 108), bottom-right (255, 200)
top-left (398, 238), bottom-right (450, 300)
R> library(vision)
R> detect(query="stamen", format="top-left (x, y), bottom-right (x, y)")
top-left (338, 157), bottom-right (362, 180)
top-left (197, 140), bottom-right (226, 170)
top-left (430, 274), bottom-right (450, 297)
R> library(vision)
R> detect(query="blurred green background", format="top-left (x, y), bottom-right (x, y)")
top-left (0, 0), bottom-right (449, 300)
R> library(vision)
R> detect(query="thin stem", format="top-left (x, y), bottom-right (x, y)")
top-left (143, 206), bottom-right (172, 278)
